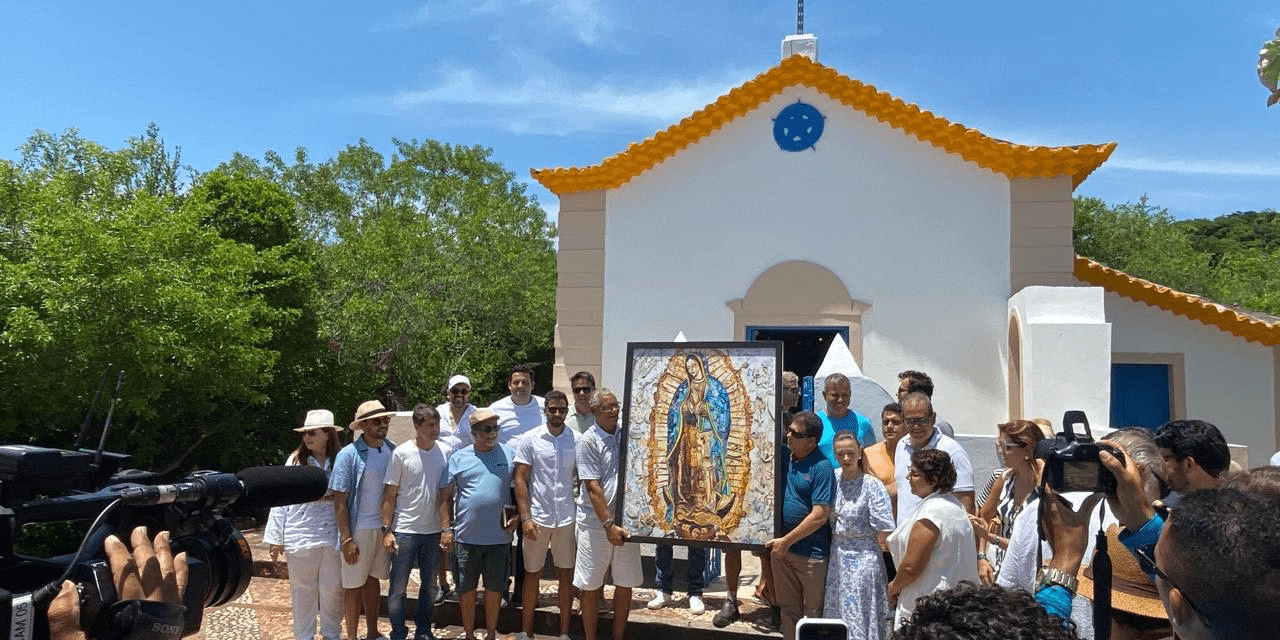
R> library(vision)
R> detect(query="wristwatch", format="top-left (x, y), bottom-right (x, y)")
top-left (601, 519), bottom-right (615, 529)
top-left (1036, 566), bottom-right (1079, 593)
top-left (381, 525), bottom-right (392, 533)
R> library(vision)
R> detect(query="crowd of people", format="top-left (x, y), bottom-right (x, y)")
top-left (261, 364), bottom-right (1280, 640)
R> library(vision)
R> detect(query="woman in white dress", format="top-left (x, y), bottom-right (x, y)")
top-left (264, 410), bottom-right (344, 640)
top-left (886, 449), bottom-right (978, 629)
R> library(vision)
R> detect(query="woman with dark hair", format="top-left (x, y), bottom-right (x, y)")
top-left (893, 582), bottom-right (1079, 640)
top-left (823, 431), bottom-right (895, 640)
top-left (972, 419), bottom-right (1045, 584)
top-left (264, 410), bottom-right (344, 640)
top-left (886, 449), bottom-right (978, 628)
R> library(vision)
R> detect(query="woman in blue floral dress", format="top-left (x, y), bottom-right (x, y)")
top-left (823, 431), bottom-right (896, 640)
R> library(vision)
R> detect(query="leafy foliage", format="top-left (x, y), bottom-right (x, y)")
top-left (1075, 196), bottom-right (1280, 316)
top-left (1260, 27), bottom-right (1280, 107)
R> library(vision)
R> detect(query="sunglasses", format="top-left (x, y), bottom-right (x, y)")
top-left (572, 387), bottom-right (594, 394)
top-left (362, 416), bottom-right (390, 426)
top-left (545, 406), bottom-right (569, 414)
top-left (473, 424), bottom-right (500, 434)
top-left (1133, 544), bottom-right (1211, 628)
top-left (903, 417), bottom-right (932, 426)
top-left (995, 440), bottom-right (1027, 450)
top-left (785, 429), bottom-right (813, 439)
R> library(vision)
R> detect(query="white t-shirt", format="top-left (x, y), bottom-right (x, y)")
top-left (576, 423), bottom-right (620, 529)
top-left (356, 445), bottom-right (392, 530)
top-left (438, 403), bottom-right (475, 451)
top-left (513, 425), bottom-right (578, 528)
top-left (894, 429), bottom-right (975, 525)
top-left (385, 440), bottom-right (453, 534)
top-left (489, 395), bottom-right (545, 445)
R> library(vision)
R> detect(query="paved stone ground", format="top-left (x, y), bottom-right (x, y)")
top-left (187, 528), bottom-right (781, 640)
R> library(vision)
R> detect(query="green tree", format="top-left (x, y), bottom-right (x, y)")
top-left (224, 139), bottom-right (557, 408)
top-left (1073, 195), bottom-right (1212, 294)
top-left (1261, 27), bottom-right (1280, 107)
top-left (0, 129), bottom-right (316, 472)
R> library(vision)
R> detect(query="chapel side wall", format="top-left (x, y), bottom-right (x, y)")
top-left (1105, 291), bottom-right (1277, 466)
top-left (1010, 176), bottom-right (1076, 291)
top-left (600, 87), bottom-right (1013, 436)
top-left (553, 189), bottom-right (606, 391)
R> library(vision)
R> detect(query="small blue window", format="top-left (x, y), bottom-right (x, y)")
top-left (773, 101), bottom-right (824, 151)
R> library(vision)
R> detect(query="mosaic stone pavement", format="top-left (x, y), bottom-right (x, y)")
top-left (188, 529), bottom-right (778, 640)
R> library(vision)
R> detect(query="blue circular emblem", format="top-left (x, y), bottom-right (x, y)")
top-left (773, 101), bottom-right (824, 151)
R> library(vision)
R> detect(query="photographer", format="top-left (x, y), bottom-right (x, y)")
top-left (46, 526), bottom-right (189, 640)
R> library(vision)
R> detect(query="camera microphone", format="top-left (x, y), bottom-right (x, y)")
top-left (118, 465), bottom-right (327, 509)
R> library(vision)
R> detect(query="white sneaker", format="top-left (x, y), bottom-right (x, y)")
top-left (688, 595), bottom-right (706, 615)
top-left (514, 633), bottom-right (532, 640)
top-left (647, 591), bottom-right (670, 609)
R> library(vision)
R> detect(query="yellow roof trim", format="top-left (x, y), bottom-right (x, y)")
top-left (531, 56), bottom-right (1116, 195)
top-left (1075, 256), bottom-right (1280, 346)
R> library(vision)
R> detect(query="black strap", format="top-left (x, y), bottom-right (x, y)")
top-left (98, 600), bottom-right (186, 640)
top-left (1092, 526), bottom-right (1112, 640)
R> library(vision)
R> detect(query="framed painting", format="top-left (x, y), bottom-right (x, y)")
top-left (615, 341), bottom-right (783, 550)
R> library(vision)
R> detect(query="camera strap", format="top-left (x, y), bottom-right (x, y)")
top-left (1092, 524), bottom-right (1113, 640)
top-left (98, 599), bottom-right (186, 640)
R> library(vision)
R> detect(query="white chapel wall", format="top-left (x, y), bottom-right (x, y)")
top-left (1104, 291), bottom-right (1276, 466)
top-left (599, 86), bottom-right (1014, 435)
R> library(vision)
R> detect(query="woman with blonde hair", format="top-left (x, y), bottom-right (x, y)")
top-left (264, 410), bottom-right (344, 640)
top-left (971, 419), bottom-right (1046, 584)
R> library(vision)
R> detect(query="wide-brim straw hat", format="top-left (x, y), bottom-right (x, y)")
top-left (348, 400), bottom-right (397, 430)
top-left (295, 409), bottom-right (338, 432)
top-left (1077, 525), bottom-right (1168, 621)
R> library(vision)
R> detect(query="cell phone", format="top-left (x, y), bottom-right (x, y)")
top-left (795, 618), bottom-right (848, 640)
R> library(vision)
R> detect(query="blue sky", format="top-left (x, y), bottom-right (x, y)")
top-left (2, 1), bottom-right (1277, 220)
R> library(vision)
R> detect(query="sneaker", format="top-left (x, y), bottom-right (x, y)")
top-left (514, 633), bottom-right (532, 640)
top-left (647, 591), bottom-right (670, 610)
top-left (688, 595), bottom-right (706, 615)
top-left (712, 600), bottom-right (739, 627)
top-left (434, 586), bottom-right (450, 605)
top-left (751, 607), bottom-right (781, 634)
top-left (558, 635), bottom-right (573, 640)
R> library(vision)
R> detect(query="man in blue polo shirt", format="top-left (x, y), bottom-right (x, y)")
top-left (765, 411), bottom-right (835, 640)
top-left (817, 373), bottom-right (876, 465)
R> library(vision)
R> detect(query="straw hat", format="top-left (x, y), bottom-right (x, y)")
top-left (349, 400), bottom-right (397, 430)
top-left (1077, 525), bottom-right (1168, 620)
top-left (470, 408), bottom-right (499, 427)
top-left (295, 409), bottom-right (337, 432)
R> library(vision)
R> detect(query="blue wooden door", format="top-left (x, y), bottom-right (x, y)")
top-left (1110, 363), bottom-right (1171, 430)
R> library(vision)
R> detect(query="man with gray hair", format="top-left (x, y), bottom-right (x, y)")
top-left (893, 392), bottom-right (973, 520)
top-left (574, 388), bottom-right (643, 640)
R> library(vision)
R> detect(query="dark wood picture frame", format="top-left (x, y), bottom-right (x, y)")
top-left (615, 341), bottom-right (783, 550)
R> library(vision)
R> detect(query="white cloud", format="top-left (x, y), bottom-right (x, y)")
top-left (352, 60), bottom-right (746, 136)
top-left (1105, 155), bottom-right (1280, 178)
top-left (378, 0), bottom-right (612, 47)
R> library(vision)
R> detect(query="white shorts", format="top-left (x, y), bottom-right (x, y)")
top-left (523, 523), bottom-right (576, 572)
top-left (340, 528), bottom-right (391, 589)
top-left (572, 525), bottom-right (642, 591)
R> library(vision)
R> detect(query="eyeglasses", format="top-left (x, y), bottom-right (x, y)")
top-left (1133, 544), bottom-right (1211, 628)
top-left (572, 387), bottom-right (594, 394)
top-left (995, 440), bottom-right (1026, 450)
top-left (474, 424), bottom-right (500, 434)
top-left (595, 404), bottom-right (620, 413)
top-left (903, 417), bottom-right (932, 426)
top-left (545, 406), bottom-right (569, 414)
top-left (786, 429), bottom-right (813, 439)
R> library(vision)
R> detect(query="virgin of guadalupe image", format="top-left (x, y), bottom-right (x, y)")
top-left (664, 354), bottom-right (736, 532)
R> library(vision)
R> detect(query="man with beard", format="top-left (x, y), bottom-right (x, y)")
top-left (331, 400), bottom-right (398, 640)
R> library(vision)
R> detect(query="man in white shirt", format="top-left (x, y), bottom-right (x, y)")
top-left (437, 374), bottom-right (476, 451)
top-left (574, 389), bottom-right (643, 640)
top-left (894, 392), bottom-right (975, 522)
top-left (569, 371), bottom-right (597, 432)
top-left (489, 363), bottom-right (545, 446)
top-left (381, 404), bottom-right (452, 640)
top-left (513, 390), bottom-right (578, 640)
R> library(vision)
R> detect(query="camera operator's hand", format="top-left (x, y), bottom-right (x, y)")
top-left (1098, 441), bottom-right (1157, 532)
top-left (47, 526), bottom-right (189, 640)
top-left (1041, 485), bottom-right (1104, 578)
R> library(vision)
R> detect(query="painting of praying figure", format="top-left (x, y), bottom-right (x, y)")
top-left (617, 341), bottom-right (783, 549)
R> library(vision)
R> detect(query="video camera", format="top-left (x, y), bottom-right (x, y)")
top-left (1035, 410), bottom-right (1125, 494)
top-left (0, 444), bottom-right (326, 640)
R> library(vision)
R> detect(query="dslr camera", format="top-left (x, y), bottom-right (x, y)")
top-left (0, 444), bottom-right (325, 640)
top-left (1035, 410), bottom-right (1125, 494)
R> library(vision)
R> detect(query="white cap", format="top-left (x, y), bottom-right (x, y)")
top-left (447, 374), bottom-right (471, 390)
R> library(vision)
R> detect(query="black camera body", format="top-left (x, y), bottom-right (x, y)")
top-left (1035, 410), bottom-right (1125, 494)
top-left (0, 445), bottom-right (256, 639)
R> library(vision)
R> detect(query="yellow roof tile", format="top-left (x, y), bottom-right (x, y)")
top-left (1075, 256), bottom-right (1280, 346)
top-left (531, 56), bottom-right (1116, 195)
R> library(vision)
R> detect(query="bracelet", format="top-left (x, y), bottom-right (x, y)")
top-left (342, 537), bottom-right (354, 545)
top-left (976, 552), bottom-right (988, 561)
top-left (602, 519), bottom-right (615, 529)
top-left (1036, 566), bottom-right (1079, 594)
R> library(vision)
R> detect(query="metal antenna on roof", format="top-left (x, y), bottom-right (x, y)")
top-left (797, 0), bottom-right (805, 34)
